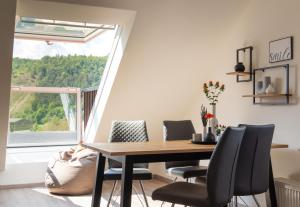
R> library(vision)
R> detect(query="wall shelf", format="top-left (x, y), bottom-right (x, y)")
top-left (242, 94), bottom-right (292, 98)
top-left (226, 46), bottom-right (253, 82)
top-left (252, 64), bottom-right (290, 105)
top-left (226, 72), bottom-right (251, 76)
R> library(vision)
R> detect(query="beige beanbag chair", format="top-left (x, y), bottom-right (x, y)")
top-left (45, 146), bottom-right (98, 195)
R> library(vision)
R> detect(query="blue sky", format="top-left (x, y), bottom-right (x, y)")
top-left (13, 30), bottom-right (115, 59)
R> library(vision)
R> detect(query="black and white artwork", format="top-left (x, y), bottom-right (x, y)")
top-left (269, 37), bottom-right (293, 63)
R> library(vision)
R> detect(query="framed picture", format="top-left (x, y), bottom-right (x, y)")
top-left (269, 36), bottom-right (293, 63)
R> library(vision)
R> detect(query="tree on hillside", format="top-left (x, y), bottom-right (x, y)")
top-left (10, 55), bottom-right (107, 131)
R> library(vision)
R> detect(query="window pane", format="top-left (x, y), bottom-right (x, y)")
top-left (9, 18), bottom-right (116, 148)
top-left (8, 92), bottom-right (78, 147)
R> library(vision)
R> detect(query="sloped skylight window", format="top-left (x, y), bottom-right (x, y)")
top-left (15, 17), bottom-right (116, 43)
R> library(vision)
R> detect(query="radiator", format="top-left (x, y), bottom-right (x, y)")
top-left (275, 177), bottom-right (300, 207)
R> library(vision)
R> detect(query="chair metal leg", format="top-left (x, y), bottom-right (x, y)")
top-left (234, 196), bottom-right (238, 207)
top-left (112, 184), bottom-right (122, 206)
top-left (252, 195), bottom-right (261, 207)
top-left (107, 180), bottom-right (118, 207)
top-left (239, 196), bottom-right (249, 207)
top-left (109, 180), bottom-right (149, 207)
top-left (133, 184), bottom-right (144, 207)
top-left (139, 180), bottom-right (150, 207)
top-left (171, 204), bottom-right (175, 207)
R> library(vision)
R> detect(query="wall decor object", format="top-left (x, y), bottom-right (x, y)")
top-left (242, 64), bottom-right (291, 105)
top-left (226, 46), bottom-right (253, 82)
top-left (269, 36), bottom-right (293, 63)
top-left (256, 81), bottom-right (264, 94)
top-left (263, 76), bottom-right (271, 91)
top-left (203, 81), bottom-right (225, 135)
top-left (200, 105), bottom-right (208, 138)
top-left (265, 84), bottom-right (276, 94)
top-left (204, 126), bottom-right (216, 143)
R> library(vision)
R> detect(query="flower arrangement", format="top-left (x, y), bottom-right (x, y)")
top-left (201, 105), bottom-right (215, 127)
top-left (201, 105), bottom-right (208, 127)
top-left (215, 124), bottom-right (226, 136)
top-left (205, 113), bottom-right (215, 127)
top-left (203, 81), bottom-right (225, 105)
top-left (204, 113), bottom-right (214, 120)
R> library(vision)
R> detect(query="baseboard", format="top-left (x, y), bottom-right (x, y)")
top-left (1, 175), bottom-right (170, 190)
top-left (0, 182), bottom-right (44, 190)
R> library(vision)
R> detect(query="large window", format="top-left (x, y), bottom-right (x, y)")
top-left (8, 17), bottom-right (116, 147)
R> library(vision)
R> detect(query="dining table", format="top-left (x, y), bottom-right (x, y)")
top-left (83, 140), bottom-right (288, 207)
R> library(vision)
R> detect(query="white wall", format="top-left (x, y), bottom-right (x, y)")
top-left (186, 0), bottom-right (300, 182)
top-left (0, 0), bottom-right (17, 171)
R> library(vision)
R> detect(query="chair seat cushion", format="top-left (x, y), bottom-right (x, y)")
top-left (168, 166), bottom-right (207, 178)
top-left (104, 168), bottom-right (152, 180)
top-left (152, 182), bottom-right (210, 207)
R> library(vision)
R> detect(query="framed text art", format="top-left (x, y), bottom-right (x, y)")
top-left (269, 36), bottom-right (293, 63)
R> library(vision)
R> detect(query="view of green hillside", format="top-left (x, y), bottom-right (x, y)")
top-left (10, 55), bottom-right (107, 132)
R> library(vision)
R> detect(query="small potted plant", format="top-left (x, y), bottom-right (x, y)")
top-left (215, 124), bottom-right (226, 141)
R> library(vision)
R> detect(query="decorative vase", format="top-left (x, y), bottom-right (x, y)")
top-left (256, 81), bottom-right (264, 94)
top-left (266, 83), bottom-right (276, 94)
top-left (203, 126), bottom-right (207, 139)
top-left (234, 62), bottom-right (246, 72)
top-left (263, 76), bottom-right (271, 92)
top-left (204, 127), bottom-right (216, 142)
top-left (211, 104), bottom-right (218, 135)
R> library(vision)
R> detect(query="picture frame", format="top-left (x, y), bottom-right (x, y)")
top-left (269, 36), bottom-right (293, 63)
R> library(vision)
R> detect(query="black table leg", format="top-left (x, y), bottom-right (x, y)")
top-left (120, 156), bottom-right (134, 207)
top-left (266, 159), bottom-right (277, 207)
top-left (91, 153), bottom-right (106, 207)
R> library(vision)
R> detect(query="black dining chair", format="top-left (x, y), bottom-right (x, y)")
top-left (152, 126), bottom-right (246, 207)
top-left (233, 124), bottom-right (275, 207)
top-left (104, 120), bottom-right (152, 207)
top-left (163, 120), bottom-right (207, 182)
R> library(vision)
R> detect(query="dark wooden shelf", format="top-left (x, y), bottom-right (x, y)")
top-left (242, 94), bottom-right (292, 98)
top-left (226, 71), bottom-right (251, 76)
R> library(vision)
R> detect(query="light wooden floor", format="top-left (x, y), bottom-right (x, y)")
top-left (0, 179), bottom-right (185, 207)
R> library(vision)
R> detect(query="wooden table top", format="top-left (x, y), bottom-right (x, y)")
top-left (83, 140), bottom-right (288, 156)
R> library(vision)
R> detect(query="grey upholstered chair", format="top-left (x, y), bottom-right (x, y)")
top-left (233, 124), bottom-right (275, 207)
top-left (152, 126), bottom-right (246, 207)
top-left (104, 120), bottom-right (152, 207)
top-left (163, 120), bottom-right (207, 181)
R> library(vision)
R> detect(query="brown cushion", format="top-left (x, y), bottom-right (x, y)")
top-left (45, 147), bottom-right (97, 195)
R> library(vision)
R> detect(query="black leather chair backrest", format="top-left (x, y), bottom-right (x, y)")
top-left (234, 124), bottom-right (275, 195)
top-left (207, 127), bottom-right (245, 206)
top-left (163, 120), bottom-right (199, 169)
top-left (108, 120), bottom-right (149, 169)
